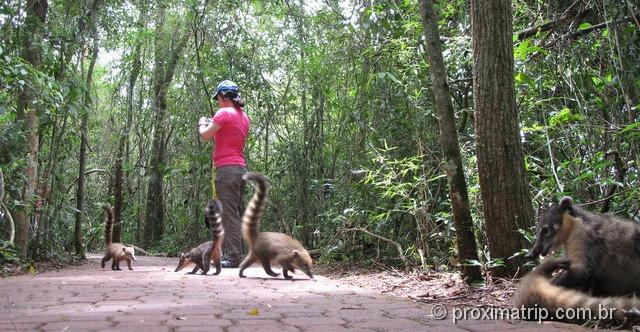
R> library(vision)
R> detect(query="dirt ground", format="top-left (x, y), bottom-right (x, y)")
top-left (317, 263), bottom-right (515, 309)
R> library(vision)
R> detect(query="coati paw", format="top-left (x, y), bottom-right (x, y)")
top-left (553, 258), bottom-right (571, 270)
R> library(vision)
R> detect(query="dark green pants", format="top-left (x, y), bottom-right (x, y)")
top-left (215, 165), bottom-right (247, 264)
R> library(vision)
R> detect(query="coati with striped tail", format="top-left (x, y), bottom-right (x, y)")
top-left (526, 196), bottom-right (640, 296)
top-left (513, 257), bottom-right (640, 323)
top-left (174, 199), bottom-right (224, 275)
top-left (101, 204), bottom-right (136, 270)
top-left (238, 172), bottom-right (313, 280)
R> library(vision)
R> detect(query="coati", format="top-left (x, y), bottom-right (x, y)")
top-left (527, 196), bottom-right (640, 296)
top-left (174, 199), bottom-right (224, 275)
top-left (101, 204), bottom-right (136, 270)
top-left (513, 257), bottom-right (640, 323)
top-left (238, 172), bottom-right (313, 280)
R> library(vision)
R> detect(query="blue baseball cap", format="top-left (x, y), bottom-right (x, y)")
top-left (213, 80), bottom-right (239, 99)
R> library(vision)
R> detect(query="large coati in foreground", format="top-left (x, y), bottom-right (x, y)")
top-left (101, 204), bottom-right (136, 270)
top-left (527, 196), bottom-right (640, 296)
top-left (174, 199), bottom-right (224, 275)
top-left (513, 257), bottom-right (640, 324)
top-left (238, 172), bottom-right (313, 280)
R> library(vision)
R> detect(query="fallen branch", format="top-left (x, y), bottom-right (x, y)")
top-left (340, 227), bottom-right (408, 269)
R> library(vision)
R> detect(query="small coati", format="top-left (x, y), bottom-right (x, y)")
top-left (101, 204), bottom-right (136, 270)
top-left (527, 196), bottom-right (640, 296)
top-left (174, 199), bottom-right (224, 275)
top-left (238, 172), bottom-right (313, 280)
top-left (513, 257), bottom-right (640, 323)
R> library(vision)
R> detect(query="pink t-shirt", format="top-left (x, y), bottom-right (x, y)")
top-left (212, 107), bottom-right (249, 168)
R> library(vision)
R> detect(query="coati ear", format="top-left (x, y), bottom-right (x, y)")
top-left (122, 247), bottom-right (127, 252)
top-left (292, 250), bottom-right (300, 257)
top-left (559, 196), bottom-right (573, 210)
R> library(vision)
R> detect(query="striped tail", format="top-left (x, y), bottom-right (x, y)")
top-left (514, 258), bottom-right (640, 322)
top-left (102, 203), bottom-right (114, 245)
top-left (241, 172), bottom-right (270, 245)
top-left (206, 199), bottom-right (224, 242)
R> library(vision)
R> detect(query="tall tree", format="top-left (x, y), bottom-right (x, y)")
top-left (143, 1), bottom-right (189, 246)
top-left (471, 0), bottom-right (534, 277)
top-left (419, 0), bottom-right (482, 281)
top-left (113, 12), bottom-right (144, 243)
top-left (14, 0), bottom-right (48, 258)
top-left (74, 2), bottom-right (100, 259)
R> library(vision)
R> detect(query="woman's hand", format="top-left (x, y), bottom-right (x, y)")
top-left (198, 116), bottom-right (220, 140)
top-left (198, 116), bottom-right (211, 127)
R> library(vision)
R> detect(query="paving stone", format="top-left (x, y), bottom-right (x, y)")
top-left (99, 325), bottom-right (171, 332)
top-left (228, 319), bottom-right (301, 332)
top-left (281, 316), bottom-right (347, 327)
top-left (40, 320), bottom-right (114, 331)
top-left (0, 255), bottom-right (589, 332)
top-left (165, 316), bottom-right (232, 328)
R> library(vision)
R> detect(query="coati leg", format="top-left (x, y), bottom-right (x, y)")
top-left (187, 265), bottom-right (200, 274)
top-left (101, 253), bottom-right (111, 268)
top-left (282, 262), bottom-right (295, 280)
top-left (239, 253), bottom-right (258, 278)
top-left (200, 246), bottom-right (212, 275)
top-left (551, 261), bottom-right (590, 291)
top-left (259, 257), bottom-right (280, 277)
top-left (212, 260), bottom-right (222, 276)
top-left (126, 258), bottom-right (133, 271)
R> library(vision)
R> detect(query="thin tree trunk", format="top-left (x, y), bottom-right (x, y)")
top-left (14, 0), bottom-right (48, 258)
top-left (419, 0), bottom-right (482, 282)
top-left (75, 18), bottom-right (99, 259)
top-left (471, 0), bottom-right (534, 278)
top-left (143, 1), bottom-right (188, 246)
top-left (113, 15), bottom-right (144, 243)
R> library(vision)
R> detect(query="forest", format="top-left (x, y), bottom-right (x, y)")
top-left (0, 0), bottom-right (639, 282)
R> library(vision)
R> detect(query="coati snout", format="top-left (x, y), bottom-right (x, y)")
top-left (526, 196), bottom-right (573, 259)
top-left (174, 253), bottom-right (190, 272)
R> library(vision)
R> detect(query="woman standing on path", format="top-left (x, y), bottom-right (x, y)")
top-left (198, 80), bottom-right (249, 268)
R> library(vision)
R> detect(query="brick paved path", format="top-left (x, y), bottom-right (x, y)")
top-left (0, 255), bottom-right (583, 331)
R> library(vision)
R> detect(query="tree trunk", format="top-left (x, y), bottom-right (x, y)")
top-left (143, 1), bottom-right (188, 246)
top-left (14, 0), bottom-right (48, 258)
top-left (75, 18), bottom-right (99, 259)
top-left (419, 0), bottom-right (482, 282)
top-left (113, 15), bottom-right (144, 243)
top-left (471, 0), bottom-right (534, 278)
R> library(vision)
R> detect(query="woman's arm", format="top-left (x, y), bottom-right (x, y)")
top-left (199, 116), bottom-right (221, 140)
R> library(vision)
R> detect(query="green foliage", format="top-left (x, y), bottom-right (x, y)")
top-left (0, 0), bottom-right (638, 277)
top-left (0, 241), bottom-right (21, 265)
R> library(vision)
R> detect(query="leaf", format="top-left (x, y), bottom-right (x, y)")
top-left (577, 22), bottom-right (592, 31)
top-left (618, 122), bottom-right (640, 134)
top-left (548, 107), bottom-right (582, 127)
top-left (247, 308), bottom-right (260, 316)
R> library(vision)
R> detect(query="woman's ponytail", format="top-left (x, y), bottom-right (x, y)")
top-left (220, 90), bottom-right (245, 109)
